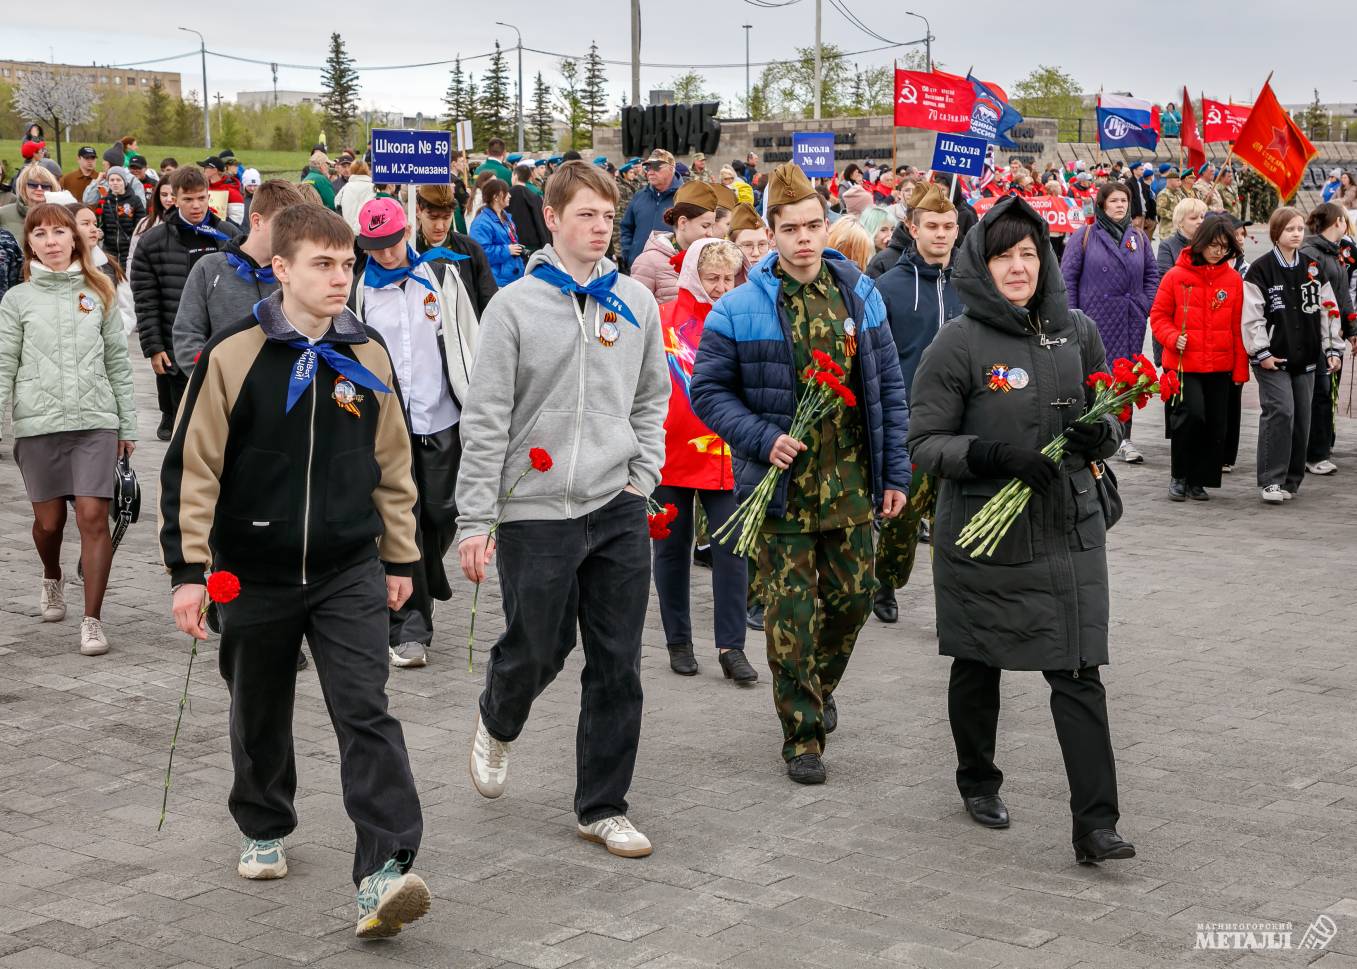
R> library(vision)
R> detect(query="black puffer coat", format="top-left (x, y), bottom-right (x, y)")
top-left (907, 195), bottom-right (1121, 671)
top-left (130, 211), bottom-right (240, 360)
top-left (98, 191), bottom-right (144, 267)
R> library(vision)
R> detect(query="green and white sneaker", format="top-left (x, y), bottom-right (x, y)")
top-left (237, 837), bottom-right (287, 879)
top-left (355, 858), bottom-right (430, 939)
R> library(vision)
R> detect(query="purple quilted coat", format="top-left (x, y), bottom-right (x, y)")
top-left (1060, 222), bottom-right (1160, 365)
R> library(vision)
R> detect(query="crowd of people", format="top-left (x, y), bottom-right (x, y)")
top-left (2, 118), bottom-right (1355, 940)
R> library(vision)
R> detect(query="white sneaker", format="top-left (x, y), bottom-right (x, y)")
top-left (1305, 460), bottom-right (1337, 475)
top-left (40, 574), bottom-right (65, 622)
top-left (577, 815), bottom-right (653, 858)
top-left (1260, 485), bottom-right (1286, 505)
top-left (469, 714), bottom-right (510, 798)
top-left (389, 642), bottom-right (428, 668)
top-left (238, 837), bottom-right (287, 879)
top-left (79, 617), bottom-right (108, 656)
top-left (1281, 489), bottom-right (1296, 500)
top-left (1221, 464), bottom-right (1233, 474)
top-left (1120, 440), bottom-right (1144, 464)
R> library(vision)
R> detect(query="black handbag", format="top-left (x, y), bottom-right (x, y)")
top-left (1091, 459), bottom-right (1123, 530)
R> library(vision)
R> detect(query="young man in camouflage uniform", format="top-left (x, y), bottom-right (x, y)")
top-left (1215, 167), bottom-right (1240, 217)
top-left (1155, 169), bottom-right (1186, 239)
top-left (611, 160), bottom-right (640, 265)
top-left (688, 153), bottom-right (714, 184)
top-left (692, 163), bottom-right (911, 785)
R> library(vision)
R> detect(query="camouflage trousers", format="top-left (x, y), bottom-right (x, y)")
top-left (755, 522), bottom-right (876, 760)
top-left (875, 471), bottom-right (937, 590)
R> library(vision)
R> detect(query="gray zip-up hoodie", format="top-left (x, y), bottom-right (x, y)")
top-left (172, 238), bottom-right (278, 370)
top-left (455, 245), bottom-right (668, 540)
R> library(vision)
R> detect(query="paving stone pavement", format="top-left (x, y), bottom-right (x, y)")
top-left (1, 337), bottom-right (1355, 969)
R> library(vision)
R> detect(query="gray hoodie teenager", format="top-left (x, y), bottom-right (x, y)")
top-left (172, 237), bottom-right (278, 370)
top-left (456, 245), bottom-right (669, 540)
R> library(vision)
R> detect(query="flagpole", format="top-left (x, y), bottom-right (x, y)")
top-left (892, 60), bottom-right (898, 174)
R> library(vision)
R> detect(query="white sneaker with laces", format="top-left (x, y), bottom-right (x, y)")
top-left (577, 815), bottom-right (653, 858)
top-left (1260, 485), bottom-right (1286, 504)
top-left (1120, 440), bottom-right (1144, 464)
top-left (1281, 489), bottom-right (1296, 500)
top-left (1305, 460), bottom-right (1337, 475)
top-left (469, 714), bottom-right (510, 798)
top-left (238, 837), bottom-right (287, 879)
top-left (79, 617), bottom-right (108, 656)
top-left (40, 574), bottom-right (66, 622)
top-left (389, 642), bottom-right (428, 668)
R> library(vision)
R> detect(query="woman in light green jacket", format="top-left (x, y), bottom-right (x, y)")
top-left (0, 203), bottom-right (137, 657)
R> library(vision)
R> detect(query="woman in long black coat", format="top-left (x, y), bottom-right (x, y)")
top-left (907, 195), bottom-right (1136, 865)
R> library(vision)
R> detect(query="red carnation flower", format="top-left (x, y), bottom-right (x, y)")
top-left (811, 349), bottom-right (845, 378)
top-left (529, 447), bottom-right (553, 473)
top-left (1086, 371), bottom-right (1113, 390)
top-left (206, 570), bottom-right (241, 604)
top-left (1117, 405), bottom-right (1133, 423)
top-left (1132, 353), bottom-right (1158, 383)
top-left (1158, 369), bottom-right (1180, 402)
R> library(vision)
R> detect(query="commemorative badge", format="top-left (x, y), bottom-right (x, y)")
top-left (598, 319), bottom-right (620, 347)
top-left (844, 317), bottom-right (858, 357)
top-left (332, 375), bottom-right (364, 417)
top-left (1210, 288), bottom-right (1228, 310)
top-left (77, 292), bottom-right (95, 314)
top-left (423, 292), bottom-right (439, 321)
top-left (986, 363), bottom-right (1012, 392)
top-left (1006, 367), bottom-right (1030, 390)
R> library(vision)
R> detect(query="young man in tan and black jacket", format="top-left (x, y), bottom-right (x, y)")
top-left (159, 204), bottom-right (432, 940)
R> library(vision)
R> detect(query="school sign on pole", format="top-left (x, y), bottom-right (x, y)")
top-left (369, 128), bottom-right (453, 184)
top-left (791, 132), bottom-right (836, 178)
top-left (930, 132), bottom-right (987, 178)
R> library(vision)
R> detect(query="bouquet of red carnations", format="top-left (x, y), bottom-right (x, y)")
top-left (712, 350), bottom-right (857, 558)
top-left (957, 355), bottom-right (1174, 560)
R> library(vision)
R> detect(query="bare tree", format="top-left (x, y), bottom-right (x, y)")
top-left (11, 70), bottom-right (98, 167)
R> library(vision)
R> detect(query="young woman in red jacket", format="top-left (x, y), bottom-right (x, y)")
top-left (653, 238), bottom-right (758, 685)
top-left (1149, 213), bottom-right (1248, 502)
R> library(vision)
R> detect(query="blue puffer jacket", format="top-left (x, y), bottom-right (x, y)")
top-left (469, 208), bottom-right (525, 287)
top-left (691, 250), bottom-right (911, 518)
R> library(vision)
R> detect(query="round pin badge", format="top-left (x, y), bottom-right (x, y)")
top-left (599, 320), bottom-right (620, 347)
top-left (423, 293), bottom-right (438, 320)
top-left (333, 379), bottom-right (358, 405)
top-left (1006, 367), bottom-right (1030, 390)
top-left (844, 318), bottom-right (857, 337)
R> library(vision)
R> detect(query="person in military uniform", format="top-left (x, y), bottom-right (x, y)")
top-left (1192, 165), bottom-right (1222, 210)
top-left (1215, 166), bottom-right (1240, 217)
top-left (1239, 167), bottom-right (1278, 223)
top-left (691, 163), bottom-right (910, 786)
top-left (611, 158), bottom-right (641, 265)
top-left (1155, 169), bottom-right (1186, 240)
top-left (688, 153), bottom-right (714, 184)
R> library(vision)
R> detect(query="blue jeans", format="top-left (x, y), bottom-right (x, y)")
top-left (652, 485), bottom-right (747, 652)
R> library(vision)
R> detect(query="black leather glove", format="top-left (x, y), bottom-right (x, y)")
top-left (1063, 420), bottom-right (1115, 458)
top-left (967, 439), bottom-right (1060, 495)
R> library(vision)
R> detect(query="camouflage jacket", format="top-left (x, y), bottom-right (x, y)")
top-left (1216, 184), bottom-right (1239, 217)
top-left (1156, 187), bottom-right (1187, 235)
top-left (612, 178), bottom-right (638, 261)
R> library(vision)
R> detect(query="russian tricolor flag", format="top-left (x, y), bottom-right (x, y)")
top-left (1096, 94), bottom-right (1161, 150)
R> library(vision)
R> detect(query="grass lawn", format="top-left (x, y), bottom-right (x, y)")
top-left (0, 141), bottom-right (310, 179)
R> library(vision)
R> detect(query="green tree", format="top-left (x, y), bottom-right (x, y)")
top-left (173, 91), bottom-right (203, 145)
top-left (556, 59), bottom-right (588, 151)
top-left (582, 41), bottom-right (609, 135)
top-left (480, 42), bottom-right (513, 142)
top-left (529, 71), bottom-right (555, 151)
top-left (752, 44), bottom-right (852, 119)
top-left (1300, 89), bottom-right (1329, 141)
top-left (1012, 65), bottom-right (1083, 141)
top-left (441, 58), bottom-right (469, 130)
top-left (143, 81), bottom-right (173, 143)
top-left (668, 71), bottom-right (715, 104)
top-left (736, 81), bottom-right (770, 121)
top-left (320, 32), bottom-right (361, 145)
top-left (465, 74), bottom-right (482, 145)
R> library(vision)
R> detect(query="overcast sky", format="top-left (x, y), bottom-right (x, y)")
top-left (8, 3), bottom-right (1349, 123)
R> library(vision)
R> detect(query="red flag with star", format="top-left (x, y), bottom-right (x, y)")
top-left (1232, 78), bottom-right (1317, 201)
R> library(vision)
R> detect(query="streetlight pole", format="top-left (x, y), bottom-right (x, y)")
top-left (903, 10), bottom-right (932, 69)
top-left (630, 0), bottom-right (641, 107)
top-left (813, 0), bottom-right (822, 119)
top-left (179, 26), bottom-right (211, 149)
top-left (496, 22), bottom-right (525, 153)
top-left (742, 24), bottom-right (752, 118)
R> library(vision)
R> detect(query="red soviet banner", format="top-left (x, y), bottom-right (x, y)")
top-left (1202, 99), bottom-right (1251, 143)
top-left (973, 194), bottom-right (1086, 235)
top-left (894, 69), bottom-right (974, 132)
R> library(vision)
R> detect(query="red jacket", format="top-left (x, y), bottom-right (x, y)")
top-left (659, 286), bottom-right (734, 490)
top-left (1150, 250), bottom-right (1249, 383)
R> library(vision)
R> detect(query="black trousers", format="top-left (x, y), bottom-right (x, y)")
top-left (389, 426), bottom-right (461, 647)
top-left (156, 368), bottom-right (188, 425)
top-left (1169, 371), bottom-right (1232, 488)
top-left (1307, 366), bottom-right (1337, 463)
top-left (479, 492), bottom-right (651, 824)
top-left (217, 557), bottom-right (423, 885)
top-left (1224, 382), bottom-right (1243, 467)
top-left (948, 658), bottom-right (1120, 841)
top-left (652, 485), bottom-right (747, 651)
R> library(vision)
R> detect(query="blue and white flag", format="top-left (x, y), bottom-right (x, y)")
top-left (966, 73), bottom-right (1023, 150)
top-left (1096, 94), bottom-right (1161, 151)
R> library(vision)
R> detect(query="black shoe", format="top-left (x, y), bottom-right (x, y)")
top-left (296, 650), bottom-right (308, 671)
top-left (156, 416), bottom-right (172, 442)
top-left (1188, 484), bottom-right (1209, 501)
top-left (719, 649), bottom-right (758, 686)
top-left (1168, 478), bottom-right (1187, 502)
top-left (823, 694), bottom-right (838, 734)
top-left (746, 604), bottom-right (764, 631)
top-left (787, 753), bottom-right (826, 785)
top-left (873, 584), bottom-right (898, 623)
top-left (667, 643), bottom-right (698, 676)
top-left (692, 544), bottom-right (713, 569)
top-left (962, 794), bottom-right (1010, 829)
top-left (1073, 828), bottom-right (1136, 864)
